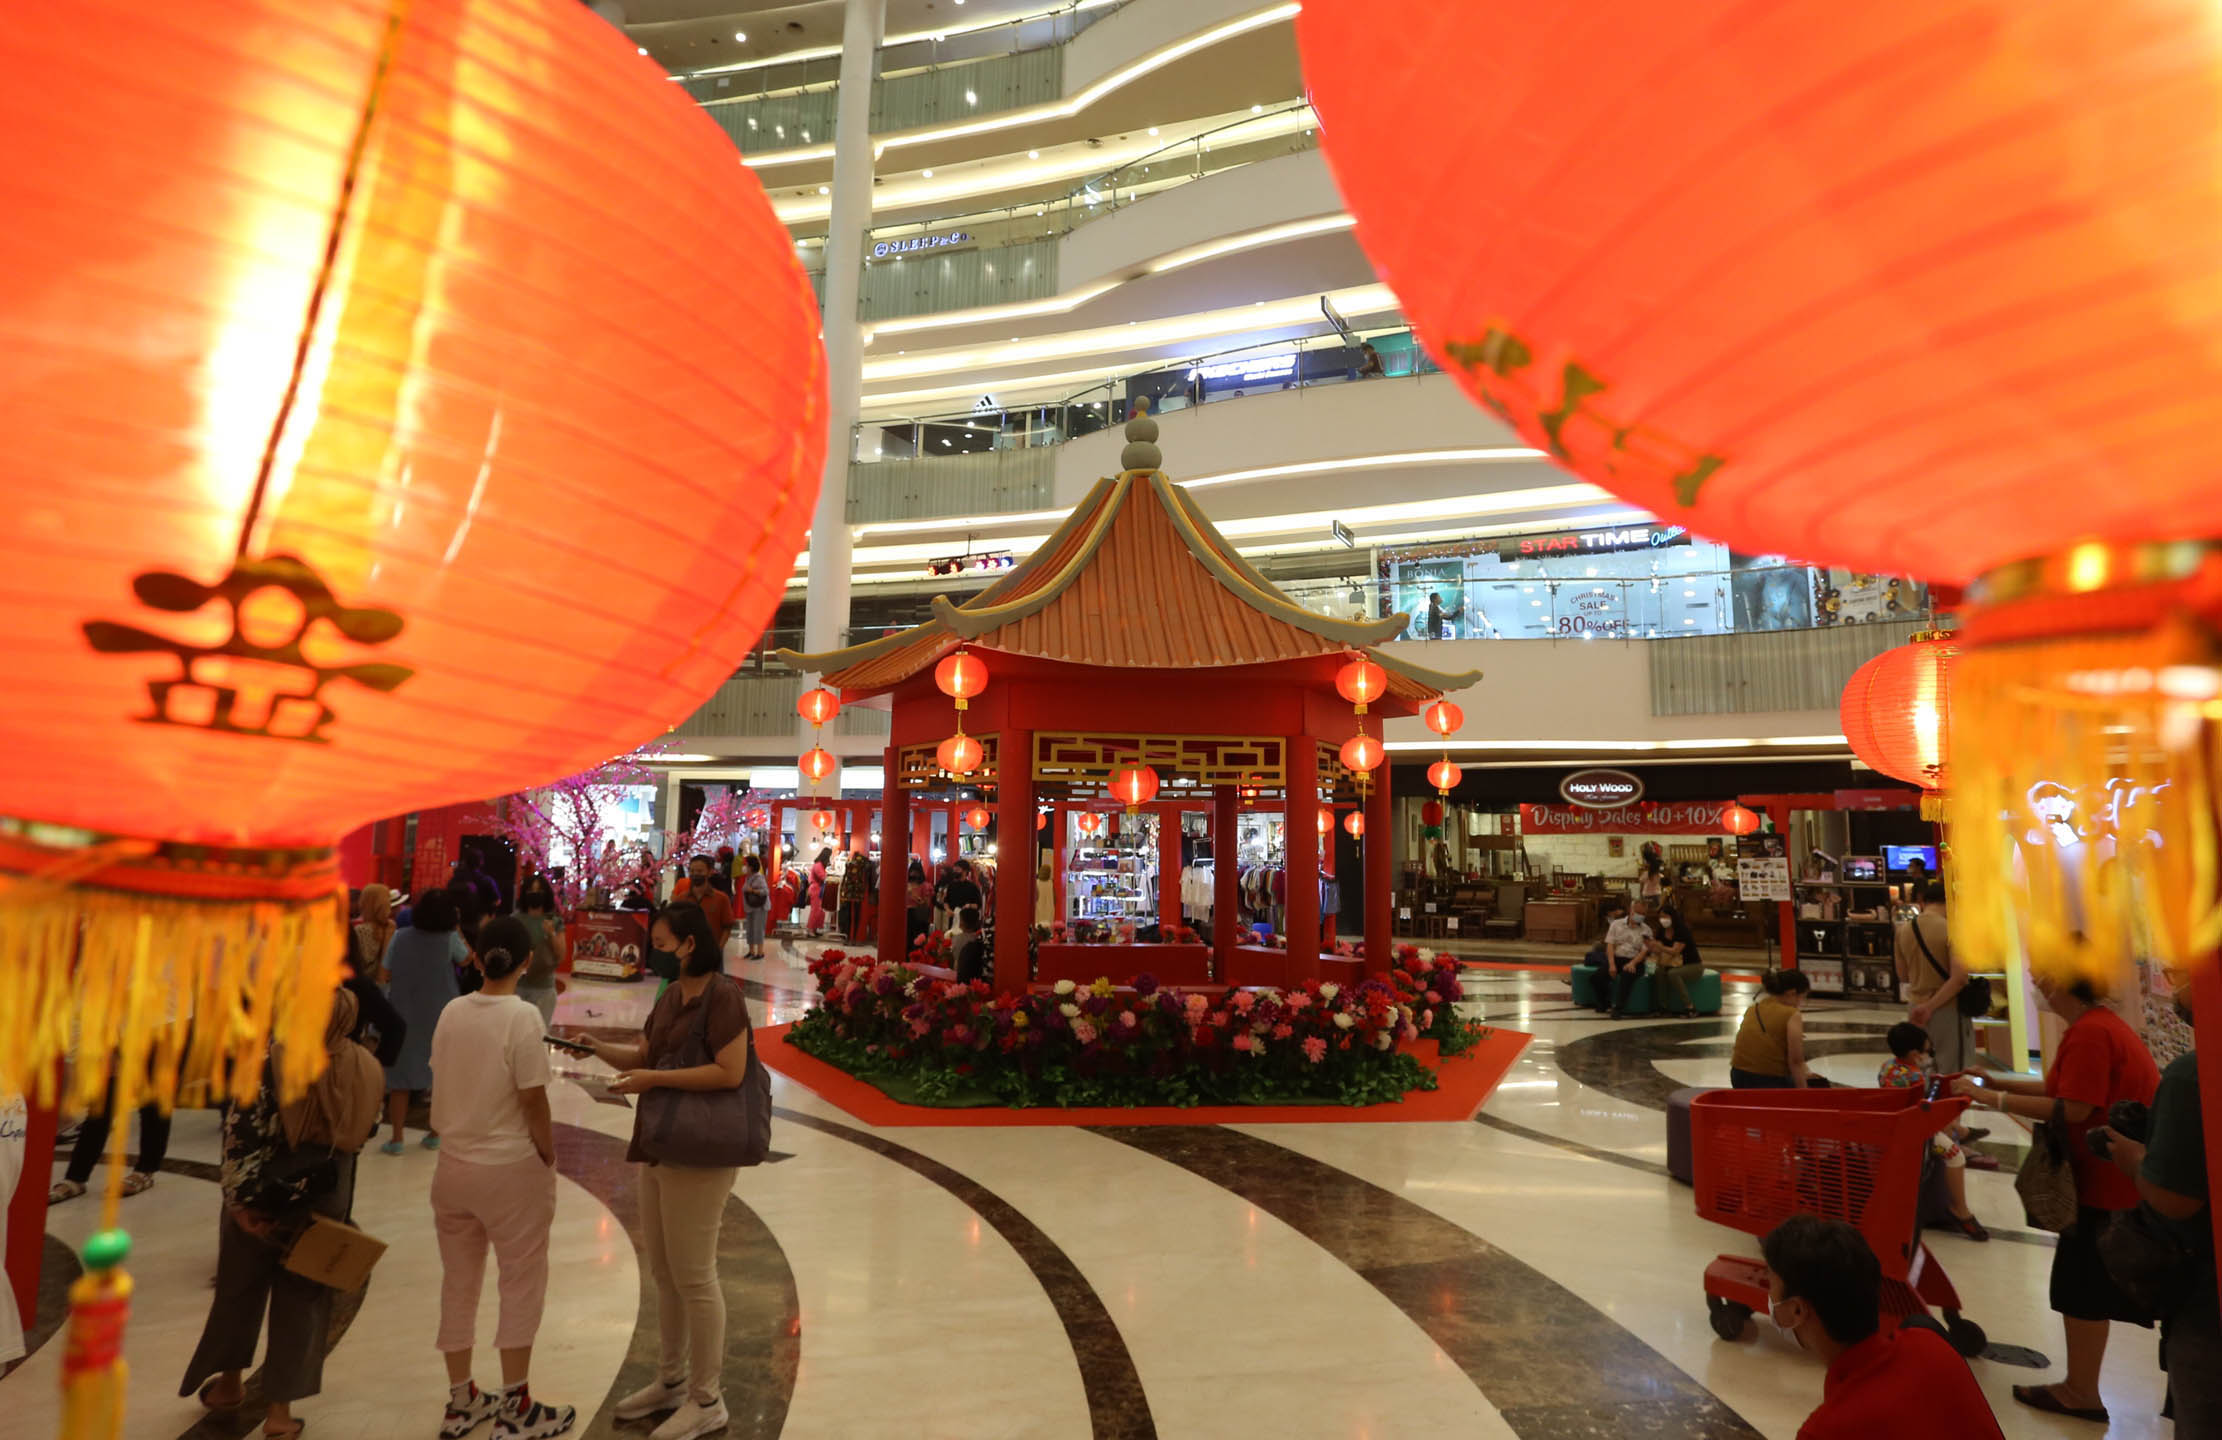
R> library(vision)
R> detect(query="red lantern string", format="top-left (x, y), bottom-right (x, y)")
top-left (1077, 811), bottom-right (1103, 835)
top-left (1108, 764), bottom-right (1160, 813)
top-left (1427, 758), bottom-right (1463, 794)
top-left (810, 808), bottom-right (837, 831)
top-left (1421, 699), bottom-right (1464, 737)
top-left (935, 650), bottom-right (988, 711)
top-left (1339, 732), bottom-right (1385, 774)
top-left (1316, 806), bottom-right (1334, 836)
top-left (799, 747), bottom-right (837, 784)
top-left (936, 733), bottom-right (983, 776)
top-left (1344, 811), bottom-right (1366, 838)
top-left (964, 805), bottom-right (991, 831)
top-left (797, 687), bottom-right (841, 729)
top-left (1335, 657), bottom-right (1388, 714)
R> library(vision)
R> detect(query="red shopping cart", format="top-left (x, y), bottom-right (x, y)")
top-left (1690, 1078), bottom-right (1987, 1356)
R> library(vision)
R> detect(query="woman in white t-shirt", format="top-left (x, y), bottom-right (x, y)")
top-left (427, 917), bottom-right (573, 1440)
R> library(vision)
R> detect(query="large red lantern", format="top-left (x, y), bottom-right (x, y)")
top-left (810, 808), bottom-right (838, 831)
top-left (1840, 633), bottom-right (1958, 799)
top-left (1344, 811), bottom-right (1366, 839)
top-left (1421, 699), bottom-right (1464, 737)
top-left (1427, 759), bottom-right (1462, 794)
top-left (1339, 733), bottom-right (1385, 774)
top-left (1335, 657), bottom-right (1387, 713)
top-left (1297, 2), bottom-right (2222, 587)
top-left (800, 747), bottom-right (838, 783)
top-left (0, 0), bottom-right (823, 1127)
top-left (935, 650), bottom-right (989, 710)
top-left (1108, 764), bottom-right (1160, 812)
top-left (1077, 811), bottom-right (1103, 835)
top-left (936, 733), bottom-right (984, 776)
top-left (797, 688), bottom-right (841, 728)
top-left (1721, 804), bottom-right (1762, 838)
top-left (965, 805), bottom-right (992, 831)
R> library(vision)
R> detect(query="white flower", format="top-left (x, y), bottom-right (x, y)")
top-left (1320, 983), bottom-right (1340, 1000)
top-left (1053, 979), bottom-right (1077, 996)
top-left (1059, 1002), bottom-right (1080, 1018)
top-left (1332, 1012), bottom-right (1356, 1030)
top-left (1374, 1032), bottom-right (1394, 1050)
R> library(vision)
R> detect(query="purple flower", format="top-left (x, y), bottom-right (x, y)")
top-left (1133, 973), bottom-right (1160, 998)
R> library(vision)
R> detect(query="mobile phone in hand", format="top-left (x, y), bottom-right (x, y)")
top-left (544, 1034), bottom-right (594, 1057)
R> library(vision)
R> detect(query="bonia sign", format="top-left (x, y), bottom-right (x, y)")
top-left (1559, 768), bottom-right (1644, 809)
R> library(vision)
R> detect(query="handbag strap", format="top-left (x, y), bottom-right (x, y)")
top-left (1910, 915), bottom-right (1950, 983)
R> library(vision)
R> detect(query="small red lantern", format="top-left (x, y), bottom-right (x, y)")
top-left (1339, 732), bottom-right (1385, 773)
top-left (1422, 699), bottom-right (1464, 737)
top-left (1077, 811), bottom-right (1103, 835)
top-left (796, 687), bottom-right (841, 727)
top-left (1721, 804), bottom-right (1762, 837)
top-left (1317, 806), bottom-right (1334, 836)
top-left (936, 733), bottom-right (984, 775)
top-left (1108, 764), bottom-right (1160, 811)
top-left (1427, 758), bottom-right (1463, 793)
top-left (1840, 633), bottom-right (1959, 794)
top-left (1037, 812), bottom-right (1048, 831)
top-left (1335, 657), bottom-right (1388, 713)
top-left (1344, 811), bottom-right (1366, 838)
top-left (1420, 799), bottom-right (1444, 827)
top-left (935, 650), bottom-right (988, 710)
top-left (965, 805), bottom-right (991, 831)
top-left (799, 746), bottom-right (837, 783)
top-left (810, 808), bottom-right (837, 831)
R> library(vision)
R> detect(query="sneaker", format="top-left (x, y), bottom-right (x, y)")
top-left (495, 1385), bottom-right (574, 1440)
top-left (421, 1133), bottom-right (442, 1151)
top-left (380, 1141), bottom-right (405, 1156)
top-left (441, 1381), bottom-right (500, 1439)
top-left (649, 1399), bottom-right (727, 1440)
top-left (611, 1378), bottom-right (687, 1422)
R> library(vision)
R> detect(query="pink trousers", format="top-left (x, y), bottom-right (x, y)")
top-left (431, 1152), bottom-right (556, 1353)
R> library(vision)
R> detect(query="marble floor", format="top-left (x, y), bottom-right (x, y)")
top-left (6, 947), bottom-right (2178, 1439)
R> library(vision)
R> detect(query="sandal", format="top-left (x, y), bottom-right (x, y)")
top-left (120, 1171), bottom-right (155, 1197)
top-left (1949, 1213), bottom-right (1990, 1242)
top-left (2013, 1385), bottom-right (2108, 1423)
top-left (198, 1378), bottom-right (245, 1411)
top-left (264, 1420), bottom-right (307, 1440)
top-left (48, 1179), bottom-right (87, 1205)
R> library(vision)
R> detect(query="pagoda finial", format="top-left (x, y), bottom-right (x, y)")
top-left (1120, 410), bottom-right (1161, 473)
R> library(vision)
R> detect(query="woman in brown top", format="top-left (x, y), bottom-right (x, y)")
top-left (1730, 969), bottom-right (1813, 1088)
top-left (570, 902), bottom-right (750, 1440)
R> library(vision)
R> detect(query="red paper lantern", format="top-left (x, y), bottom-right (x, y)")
top-left (1317, 806), bottom-right (1334, 836)
top-left (0, 0), bottom-right (824, 1107)
top-left (1077, 811), bottom-right (1103, 835)
top-left (800, 747), bottom-right (838, 783)
top-left (965, 805), bottom-right (992, 831)
top-left (1297, 1), bottom-right (2222, 584)
top-left (810, 808), bottom-right (837, 831)
top-left (1421, 800), bottom-right (1444, 827)
top-left (1721, 804), bottom-right (1762, 837)
top-left (797, 688), bottom-right (841, 727)
top-left (1339, 733), bottom-right (1385, 774)
top-left (1108, 764), bottom-right (1160, 810)
top-left (1422, 699), bottom-right (1464, 737)
top-left (936, 733), bottom-right (984, 776)
top-left (1335, 657), bottom-right (1388, 713)
top-left (1427, 759), bottom-right (1463, 793)
top-left (935, 650), bottom-right (988, 709)
top-left (1344, 811), bottom-right (1366, 838)
top-left (1840, 634), bottom-right (1959, 792)
top-left (1037, 812), bottom-right (1048, 831)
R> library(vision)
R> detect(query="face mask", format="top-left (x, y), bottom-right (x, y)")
top-left (652, 944), bottom-right (686, 975)
top-left (1770, 1299), bottom-right (1807, 1350)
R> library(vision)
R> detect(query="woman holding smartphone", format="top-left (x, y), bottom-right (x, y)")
top-left (567, 902), bottom-right (752, 1440)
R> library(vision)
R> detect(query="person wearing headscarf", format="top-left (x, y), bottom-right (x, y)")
top-left (354, 883), bottom-right (397, 983)
top-left (180, 987), bottom-right (382, 1440)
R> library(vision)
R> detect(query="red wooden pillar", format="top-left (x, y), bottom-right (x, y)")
top-left (1158, 801), bottom-right (1182, 933)
top-left (1364, 771), bottom-right (1393, 976)
top-left (1285, 741), bottom-right (1320, 972)
top-left (6, 1075), bottom-right (57, 1338)
top-left (1320, 804), bottom-right (1338, 949)
top-left (878, 749), bottom-right (909, 961)
top-left (1213, 784), bottom-right (1239, 979)
top-left (910, 806), bottom-right (931, 872)
top-left (993, 728), bottom-right (1033, 991)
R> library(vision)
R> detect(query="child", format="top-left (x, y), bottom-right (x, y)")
top-left (1879, 1023), bottom-right (1989, 1241)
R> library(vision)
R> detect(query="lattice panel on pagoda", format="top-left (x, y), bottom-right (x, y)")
top-left (1033, 733), bottom-right (1286, 787)
top-left (894, 735), bottom-right (999, 791)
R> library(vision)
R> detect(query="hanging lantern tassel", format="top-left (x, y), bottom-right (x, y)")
top-left (1947, 615), bottom-right (2222, 989)
top-left (61, 1227), bottom-right (134, 1440)
top-left (1920, 791), bottom-right (1950, 824)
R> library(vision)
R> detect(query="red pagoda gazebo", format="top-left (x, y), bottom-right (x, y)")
top-left (781, 416), bottom-right (1477, 991)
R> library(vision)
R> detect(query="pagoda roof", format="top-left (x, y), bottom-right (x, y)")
top-left (780, 447), bottom-right (1481, 705)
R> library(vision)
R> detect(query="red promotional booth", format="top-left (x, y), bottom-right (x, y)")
top-left (782, 417), bottom-right (1474, 991)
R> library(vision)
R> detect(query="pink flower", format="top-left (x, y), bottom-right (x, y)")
top-left (1207, 1010), bottom-right (1230, 1028)
top-left (1073, 1019), bottom-right (1098, 1046)
top-left (1272, 1023), bottom-right (1293, 1040)
top-left (1119, 1010), bottom-right (1138, 1028)
top-left (1284, 992), bottom-right (1312, 1012)
top-left (1424, 990), bottom-right (1442, 1005)
top-left (1302, 1036), bottom-right (1327, 1064)
top-left (1420, 1010), bottom-right (1435, 1030)
top-left (910, 1018), bottom-right (932, 1037)
top-left (1185, 993), bottom-right (1210, 1015)
top-left (1232, 1033), bottom-right (1255, 1052)
top-left (1230, 990), bottom-right (1256, 1013)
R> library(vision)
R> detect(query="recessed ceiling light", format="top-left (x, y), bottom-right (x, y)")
top-left (1147, 126), bottom-right (1159, 136)
top-left (734, 30), bottom-right (746, 40)
top-left (1252, 104), bottom-right (1263, 114)
top-left (748, 118), bottom-right (758, 129)
top-left (965, 90), bottom-right (977, 105)
top-left (818, 185), bottom-right (829, 194)
top-left (636, 46), bottom-right (647, 55)
top-left (801, 130), bottom-right (810, 141)
top-left (1028, 150), bottom-right (1040, 159)
top-left (922, 168), bottom-right (933, 177)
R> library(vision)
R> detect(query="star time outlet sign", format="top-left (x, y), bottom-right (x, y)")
top-left (1558, 767), bottom-right (1644, 809)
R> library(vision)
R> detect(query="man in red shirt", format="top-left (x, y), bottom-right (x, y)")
top-left (1761, 1216), bottom-right (2004, 1440)
top-left (671, 854), bottom-right (735, 955)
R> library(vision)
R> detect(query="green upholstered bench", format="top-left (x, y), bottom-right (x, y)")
top-left (1570, 965), bottom-right (1722, 1015)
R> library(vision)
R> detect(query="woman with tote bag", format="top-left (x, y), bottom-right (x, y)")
top-left (569, 901), bottom-right (768, 1440)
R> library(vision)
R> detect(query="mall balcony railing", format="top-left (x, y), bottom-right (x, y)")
top-left (804, 104), bottom-right (1322, 321)
top-left (678, 0), bottom-right (1125, 152)
top-left (855, 322), bottom-right (1433, 465)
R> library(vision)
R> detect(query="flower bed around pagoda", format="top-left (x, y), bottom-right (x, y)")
top-left (783, 945), bottom-right (1482, 1109)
